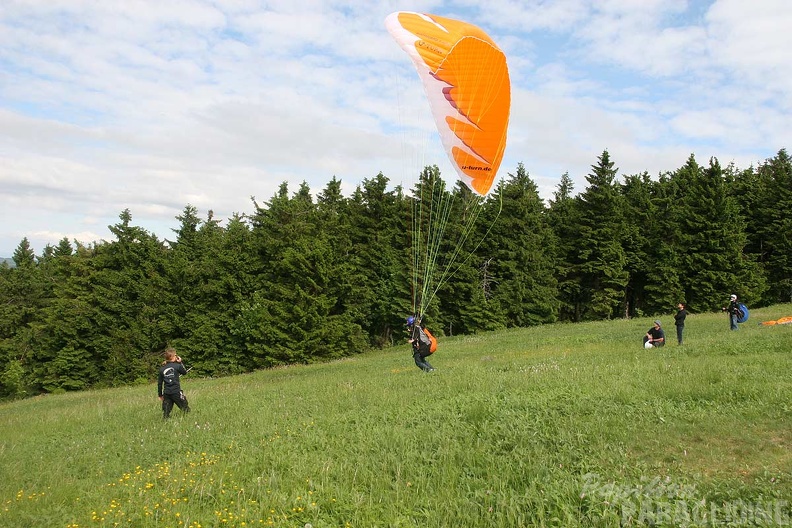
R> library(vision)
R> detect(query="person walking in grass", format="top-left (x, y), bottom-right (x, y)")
top-left (674, 302), bottom-right (688, 345)
top-left (643, 320), bottom-right (665, 348)
top-left (157, 348), bottom-right (191, 418)
top-left (722, 294), bottom-right (741, 331)
top-left (407, 316), bottom-right (435, 372)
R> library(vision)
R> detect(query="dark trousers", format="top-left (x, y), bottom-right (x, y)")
top-left (676, 325), bottom-right (684, 345)
top-left (162, 391), bottom-right (190, 418)
top-left (413, 350), bottom-right (434, 372)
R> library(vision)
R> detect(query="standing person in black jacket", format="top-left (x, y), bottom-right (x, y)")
top-left (157, 348), bottom-right (190, 418)
top-left (674, 302), bottom-right (688, 345)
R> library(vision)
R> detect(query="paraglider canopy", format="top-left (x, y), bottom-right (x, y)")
top-left (385, 11), bottom-right (511, 196)
top-left (387, 11), bottom-right (511, 320)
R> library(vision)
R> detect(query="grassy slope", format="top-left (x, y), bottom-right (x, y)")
top-left (1, 305), bottom-right (791, 527)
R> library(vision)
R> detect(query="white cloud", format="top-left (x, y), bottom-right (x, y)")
top-left (706, 0), bottom-right (792, 100)
top-left (0, 0), bottom-right (790, 255)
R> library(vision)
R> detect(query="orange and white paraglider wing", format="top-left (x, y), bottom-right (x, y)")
top-left (385, 11), bottom-right (511, 196)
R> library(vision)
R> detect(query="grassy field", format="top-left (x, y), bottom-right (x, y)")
top-left (1, 305), bottom-right (791, 527)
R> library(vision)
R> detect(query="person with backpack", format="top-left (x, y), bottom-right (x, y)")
top-left (407, 316), bottom-right (436, 372)
top-left (157, 348), bottom-right (191, 418)
top-left (722, 294), bottom-right (742, 331)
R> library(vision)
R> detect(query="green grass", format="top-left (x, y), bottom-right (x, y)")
top-left (2, 305), bottom-right (792, 527)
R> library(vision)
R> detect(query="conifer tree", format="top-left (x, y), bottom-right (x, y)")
top-left (435, 180), bottom-right (500, 334)
top-left (547, 173), bottom-right (584, 321)
top-left (246, 182), bottom-right (312, 365)
top-left (347, 173), bottom-right (410, 345)
top-left (672, 155), bottom-right (765, 311)
top-left (219, 213), bottom-right (260, 370)
top-left (644, 174), bottom-right (685, 313)
top-left (247, 182), bottom-right (366, 366)
top-left (620, 173), bottom-right (653, 316)
top-left (0, 239), bottom-right (43, 396)
top-left (480, 162), bottom-right (558, 327)
top-left (620, 173), bottom-right (684, 316)
top-left (314, 177), bottom-right (368, 353)
top-left (753, 149), bottom-right (792, 302)
top-left (91, 210), bottom-right (170, 385)
top-left (575, 151), bottom-right (629, 319)
top-left (12, 237), bottom-right (35, 268)
top-left (32, 239), bottom-right (100, 391)
top-left (167, 207), bottom-right (252, 375)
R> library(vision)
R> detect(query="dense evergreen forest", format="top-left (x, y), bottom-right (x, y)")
top-left (1, 149), bottom-right (790, 398)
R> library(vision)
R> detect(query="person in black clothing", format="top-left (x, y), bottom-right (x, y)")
top-left (407, 316), bottom-right (435, 372)
top-left (674, 303), bottom-right (688, 345)
top-left (643, 320), bottom-right (665, 348)
top-left (722, 294), bottom-right (740, 331)
top-left (157, 348), bottom-right (190, 418)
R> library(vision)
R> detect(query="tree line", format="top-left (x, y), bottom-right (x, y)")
top-left (1, 148), bottom-right (790, 398)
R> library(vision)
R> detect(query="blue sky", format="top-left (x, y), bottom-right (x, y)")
top-left (1, 0), bottom-right (790, 257)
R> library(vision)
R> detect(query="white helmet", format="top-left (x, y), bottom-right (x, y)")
top-left (644, 341), bottom-right (654, 349)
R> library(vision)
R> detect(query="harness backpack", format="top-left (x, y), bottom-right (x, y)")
top-left (420, 327), bottom-right (438, 354)
top-left (736, 303), bottom-right (749, 323)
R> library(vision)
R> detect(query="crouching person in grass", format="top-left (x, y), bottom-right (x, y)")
top-left (157, 347), bottom-right (191, 419)
top-left (643, 320), bottom-right (665, 349)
